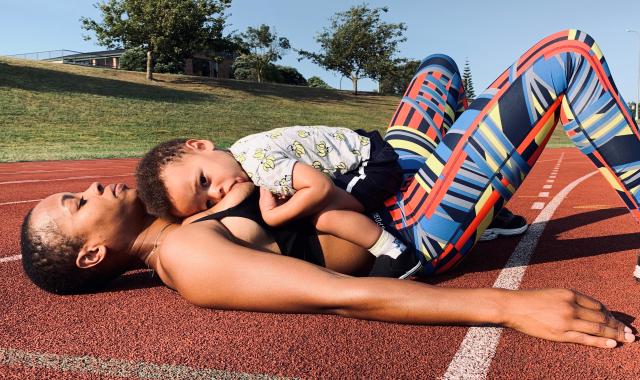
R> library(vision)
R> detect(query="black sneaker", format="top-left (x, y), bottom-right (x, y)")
top-left (368, 245), bottom-right (422, 279)
top-left (480, 207), bottom-right (528, 241)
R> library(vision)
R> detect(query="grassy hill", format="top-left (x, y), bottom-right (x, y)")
top-left (0, 57), bottom-right (571, 162)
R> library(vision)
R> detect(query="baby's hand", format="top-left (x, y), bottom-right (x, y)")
top-left (259, 187), bottom-right (279, 214)
top-left (259, 187), bottom-right (288, 225)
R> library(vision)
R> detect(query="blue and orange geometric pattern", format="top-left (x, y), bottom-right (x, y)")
top-left (381, 30), bottom-right (640, 275)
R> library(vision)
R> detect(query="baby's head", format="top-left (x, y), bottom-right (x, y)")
top-left (136, 138), bottom-right (250, 220)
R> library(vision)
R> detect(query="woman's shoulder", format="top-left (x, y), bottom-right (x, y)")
top-left (161, 219), bottom-right (230, 255)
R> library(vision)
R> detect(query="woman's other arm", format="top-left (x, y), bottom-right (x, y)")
top-left (159, 223), bottom-right (634, 348)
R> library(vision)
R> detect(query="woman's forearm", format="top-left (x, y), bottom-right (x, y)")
top-left (331, 277), bottom-right (506, 326)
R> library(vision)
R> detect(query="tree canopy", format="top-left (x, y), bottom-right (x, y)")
top-left (298, 5), bottom-right (406, 95)
top-left (307, 76), bottom-right (332, 89)
top-left (81, 0), bottom-right (232, 80)
top-left (379, 59), bottom-right (419, 95)
top-left (236, 24), bottom-right (291, 83)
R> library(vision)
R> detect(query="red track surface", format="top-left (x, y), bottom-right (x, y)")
top-left (1, 149), bottom-right (638, 379)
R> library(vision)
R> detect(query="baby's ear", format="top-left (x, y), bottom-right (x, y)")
top-left (184, 139), bottom-right (215, 152)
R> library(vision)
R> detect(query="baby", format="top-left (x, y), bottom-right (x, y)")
top-left (136, 126), bottom-right (418, 277)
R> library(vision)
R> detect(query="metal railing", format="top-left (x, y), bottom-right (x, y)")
top-left (4, 49), bottom-right (84, 62)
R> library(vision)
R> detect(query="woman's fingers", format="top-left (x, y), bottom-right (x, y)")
top-left (574, 305), bottom-right (618, 328)
top-left (562, 331), bottom-right (620, 349)
top-left (573, 292), bottom-right (634, 332)
top-left (573, 292), bottom-right (605, 311)
top-left (570, 319), bottom-right (633, 343)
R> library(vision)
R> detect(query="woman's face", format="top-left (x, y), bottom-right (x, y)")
top-left (31, 182), bottom-right (146, 252)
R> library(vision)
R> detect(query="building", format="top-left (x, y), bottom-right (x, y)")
top-left (40, 49), bottom-right (236, 79)
top-left (184, 51), bottom-right (236, 79)
top-left (51, 49), bottom-right (125, 69)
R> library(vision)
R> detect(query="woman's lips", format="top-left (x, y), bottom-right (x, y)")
top-left (114, 183), bottom-right (128, 197)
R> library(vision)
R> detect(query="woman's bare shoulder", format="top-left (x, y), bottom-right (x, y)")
top-left (160, 219), bottom-right (230, 258)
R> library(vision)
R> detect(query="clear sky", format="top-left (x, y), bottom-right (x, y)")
top-left (2, 0), bottom-right (639, 101)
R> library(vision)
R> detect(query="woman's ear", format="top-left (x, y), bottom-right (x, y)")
top-left (76, 245), bottom-right (107, 269)
top-left (185, 139), bottom-right (215, 151)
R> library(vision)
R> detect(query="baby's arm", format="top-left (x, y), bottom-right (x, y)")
top-left (259, 162), bottom-right (361, 227)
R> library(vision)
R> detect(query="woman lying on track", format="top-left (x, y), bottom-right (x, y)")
top-left (21, 30), bottom-right (638, 348)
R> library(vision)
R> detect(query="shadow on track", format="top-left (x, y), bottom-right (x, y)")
top-left (423, 207), bottom-right (639, 284)
top-left (102, 270), bottom-right (164, 293)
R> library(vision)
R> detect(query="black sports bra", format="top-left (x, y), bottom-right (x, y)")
top-left (191, 188), bottom-right (325, 267)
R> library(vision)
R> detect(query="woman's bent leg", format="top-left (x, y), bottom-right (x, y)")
top-left (382, 30), bottom-right (640, 275)
top-left (385, 54), bottom-right (467, 181)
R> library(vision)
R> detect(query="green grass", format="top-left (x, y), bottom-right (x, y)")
top-left (0, 57), bottom-right (572, 162)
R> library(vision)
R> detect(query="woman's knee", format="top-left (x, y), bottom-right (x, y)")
top-left (417, 54), bottom-right (461, 76)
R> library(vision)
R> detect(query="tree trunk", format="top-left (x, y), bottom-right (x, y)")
top-left (146, 50), bottom-right (153, 81)
top-left (351, 76), bottom-right (358, 95)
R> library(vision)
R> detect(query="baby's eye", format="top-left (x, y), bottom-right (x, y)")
top-left (199, 173), bottom-right (208, 187)
top-left (78, 197), bottom-right (87, 209)
top-left (206, 200), bottom-right (214, 209)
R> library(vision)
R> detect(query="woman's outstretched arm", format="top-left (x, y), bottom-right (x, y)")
top-left (159, 221), bottom-right (634, 349)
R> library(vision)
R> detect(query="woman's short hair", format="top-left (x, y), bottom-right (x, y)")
top-left (20, 209), bottom-right (118, 294)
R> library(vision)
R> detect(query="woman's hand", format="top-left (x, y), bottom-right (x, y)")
top-left (503, 288), bottom-right (635, 348)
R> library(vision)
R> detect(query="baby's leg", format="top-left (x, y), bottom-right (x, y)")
top-left (312, 187), bottom-right (380, 249)
top-left (383, 30), bottom-right (640, 275)
top-left (313, 187), bottom-right (408, 261)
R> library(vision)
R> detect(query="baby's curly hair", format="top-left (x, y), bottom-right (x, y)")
top-left (136, 138), bottom-right (190, 221)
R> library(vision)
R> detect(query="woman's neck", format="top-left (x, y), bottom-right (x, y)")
top-left (129, 216), bottom-right (175, 267)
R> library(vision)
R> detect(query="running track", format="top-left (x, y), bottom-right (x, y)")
top-left (1, 148), bottom-right (638, 379)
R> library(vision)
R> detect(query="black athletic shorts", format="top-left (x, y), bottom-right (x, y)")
top-left (332, 129), bottom-right (403, 212)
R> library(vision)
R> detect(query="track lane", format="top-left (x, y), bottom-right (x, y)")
top-left (1, 149), bottom-right (637, 379)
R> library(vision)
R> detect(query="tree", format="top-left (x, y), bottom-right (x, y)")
top-left (272, 66), bottom-right (307, 86)
top-left (298, 5), bottom-right (406, 95)
top-left (307, 76), bottom-right (332, 89)
top-left (237, 24), bottom-right (291, 83)
top-left (628, 101), bottom-right (638, 121)
top-left (379, 59), bottom-right (419, 95)
top-left (81, 0), bottom-right (231, 80)
top-left (463, 58), bottom-right (476, 102)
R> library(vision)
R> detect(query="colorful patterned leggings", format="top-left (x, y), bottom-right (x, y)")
top-left (380, 30), bottom-right (640, 275)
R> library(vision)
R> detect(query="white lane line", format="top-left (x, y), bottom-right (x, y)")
top-left (531, 202), bottom-right (545, 210)
top-left (538, 192), bottom-right (549, 197)
top-left (444, 156), bottom-right (607, 380)
top-left (0, 199), bottom-right (41, 206)
top-left (543, 185), bottom-right (552, 189)
top-left (0, 255), bottom-right (21, 263)
top-left (0, 174), bottom-right (132, 185)
top-left (0, 347), bottom-right (283, 380)
top-left (0, 166), bottom-right (134, 175)
top-left (547, 180), bottom-right (554, 183)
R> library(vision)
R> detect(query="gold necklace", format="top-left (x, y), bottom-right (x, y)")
top-left (144, 222), bottom-right (173, 268)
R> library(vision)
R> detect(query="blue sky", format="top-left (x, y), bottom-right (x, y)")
top-left (2, 0), bottom-right (639, 101)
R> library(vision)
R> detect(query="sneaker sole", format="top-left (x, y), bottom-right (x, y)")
top-left (479, 231), bottom-right (498, 242)
top-left (485, 224), bottom-right (528, 236)
top-left (399, 262), bottom-right (423, 280)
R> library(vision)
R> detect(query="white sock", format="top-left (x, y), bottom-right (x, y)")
top-left (368, 230), bottom-right (406, 259)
